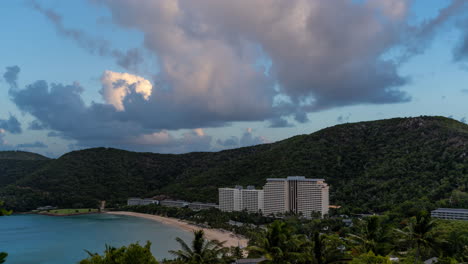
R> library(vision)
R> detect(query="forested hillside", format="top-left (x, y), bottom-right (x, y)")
top-left (1, 116), bottom-right (467, 213)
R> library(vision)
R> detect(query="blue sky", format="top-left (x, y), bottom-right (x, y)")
top-left (1, 0), bottom-right (467, 157)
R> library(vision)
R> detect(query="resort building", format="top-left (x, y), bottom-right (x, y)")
top-left (219, 177), bottom-right (328, 218)
top-left (159, 200), bottom-right (189, 208)
top-left (241, 186), bottom-right (264, 213)
top-left (219, 186), bottom-right (263, 213)
top-left (231, 258), bottom-right (266, 264)
top-left (219, 186), bottom-right (242, 212)
top-left (431, 208), bottom-right (468, 221)
top-left (188, 202), bottom-right (219, 211)
top-left (263, 176), bottom-right (329, 218)
top-left (127, 198), bottom-right (158, 206)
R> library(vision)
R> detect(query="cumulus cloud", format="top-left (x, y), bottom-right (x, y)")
top-left (269, 117), bottom-right (293, 128)
top-left (125, 129), bottom-right (213, 153)
top-left (3, 66), bottom-right (20, 89)
top-left (0, 115), bottom-right (22, 134)
top-left (0, 129), bottom-right (7, 147)
top-left (6, 72), bottom-right (213, 152)
top-left (217, 128), bottom-right (269, 149)
top-left (9, 79), bottom-right (147, 147)
top-left (337, 113), bottom-right (352, 124)
top-left (90, 0), bottom-right (416, 113)
top-left (15, 0), bottom-right (468, 153)
top-left (33, 1), bottom-right (466, 122)
top-left (100, 70), bottom-right (152, 111)
top-left (216, 136), bottom-right (239, 148)
top-left (16, 141), bottom-right (48, 149)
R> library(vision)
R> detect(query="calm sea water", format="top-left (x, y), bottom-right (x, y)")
top-left (0, 213), bottom-right (192, 264)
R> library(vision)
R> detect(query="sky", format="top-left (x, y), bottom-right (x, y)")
top-left (1, 0), bottom-right (468, 157)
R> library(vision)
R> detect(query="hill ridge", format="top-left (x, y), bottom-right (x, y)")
top-left (1, 116), bottom-right (467, 213)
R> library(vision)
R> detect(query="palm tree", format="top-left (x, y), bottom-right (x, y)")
top-left (442, 230), bottom-right (468, 262)
top-left (0, 201), bottom-right (11, 216)
top-left (347, 216), bottom-right (390, 256)
top-left (312, 232), bottom-right (347, 264)
top-left (394, 211), bottom-right (439, 264)
top-left (80, 242), bottom-right (159, 264)
top-left (248, 221), bottom-right (307, 264)
top-left (0, 252), bottom-right (7, 264)
top-left (169, 230), bottom-right (228, 264)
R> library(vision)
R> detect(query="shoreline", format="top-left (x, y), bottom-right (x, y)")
top-left (106, 211), bottom-right (248, 248)
top-left (36, 212), bottom-right (101, 217)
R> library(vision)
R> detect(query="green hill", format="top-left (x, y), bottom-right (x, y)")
top-left (1, 116), bottom-right (467, 213)
top-left (0, 151), bottom-right (49, 161)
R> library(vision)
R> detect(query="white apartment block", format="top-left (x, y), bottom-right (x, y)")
top-left (263, 176), bottom-right (329, 218)
top-left (219, 187), bottom-right (242, 212)
top-left (263, 179), bottom-right (288, 216)
top-left (219, 186), bottom-right (263, 213)
top-left (242, 187), bottom-right (264, 213)
top-left (431, 208), bottom-right (468, 221)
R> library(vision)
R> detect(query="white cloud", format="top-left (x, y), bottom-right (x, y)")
top-left (100, 70), bottom-right (153, 111)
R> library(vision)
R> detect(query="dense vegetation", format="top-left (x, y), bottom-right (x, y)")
top-left (78, 212), bottom-right (468, 264)
top-left (0, 201), bottom-right (11, 264)
top-left (0, 116), bottom-right (467, 213)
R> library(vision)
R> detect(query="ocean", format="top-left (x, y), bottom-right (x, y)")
top-left (0, 213), bottom-right (192, 264)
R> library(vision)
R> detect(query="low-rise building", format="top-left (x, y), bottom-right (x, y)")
top-left (188, 202), bottom-right (218, 211)
top-left (231, 258), bottom-right (266, 264)
top-left (37, 206), bottom-right (57, 211)
top-left (160, 200), bottom-right (189, 208)
top-left (127, 198), bottom-right (158, 206)
top-left (431, 208), bottom-right (468, 221)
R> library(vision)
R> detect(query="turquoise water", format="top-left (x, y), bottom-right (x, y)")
top-left (0, 213), bottom-right (192, 264)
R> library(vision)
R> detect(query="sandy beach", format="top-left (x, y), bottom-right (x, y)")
top-left (106, 211), bottom-right (248, 248)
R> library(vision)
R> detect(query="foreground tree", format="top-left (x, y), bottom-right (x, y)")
top-left (311, 232), bottom-right (347, 264)
top-left (169, 230), bottom-right (229, 264)
top-left (0, 252), bottom-right (7, 264)
top-left (394, 211), bottom-right (439, 264)
top-left (350, 251), bottom-right (391, 264)
top-left (248, 221), bottom-right (307, 264)
top-left (79, 241), bottom-right (159, 264)
top-left (348, 216), bottom-right (391, 256)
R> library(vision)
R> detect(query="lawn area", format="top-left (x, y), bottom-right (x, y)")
top-left (39, 208), bottom-right (99, 215)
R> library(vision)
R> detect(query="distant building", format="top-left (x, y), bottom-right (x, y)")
top-left (219, 185), bottom-right (264, 213)
top-left (242, 186), bottom-right (264, 213)
top-left (188, 202), bottom-right (218, 211)
top-left (231, 258), bottom-right (266, 264)
top-left (37, 206), bottom-right (57, 211)
top-left (127, 198), bottom-right (158, 206)
top-left (219, 186), bottom-right (243, 212)
top-left (160, 200), bottom-right (189, 208)
top-left (127, 198), bottom-right (142, 206)
top-left (263, 176), bottom-right (329, 218)
top-left (431, 208), bottom-right (468, 221)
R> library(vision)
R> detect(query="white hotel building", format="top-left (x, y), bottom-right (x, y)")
top-left (219, 186), bottom-right (264, 213)
top-left (263, 177), bottom-right (329, 218)
top-left (219, 176), bottom-right (329, 218)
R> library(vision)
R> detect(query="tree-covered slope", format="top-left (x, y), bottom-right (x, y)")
top-left (1, 116), bottom-right (467, 212)
top-left (0, 151), bottom-right (49, 160)
top-left (0, 151), bottom-right (51, 188)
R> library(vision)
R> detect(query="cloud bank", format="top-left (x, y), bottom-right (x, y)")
top-left (10, 0), bottom-right (468, 153)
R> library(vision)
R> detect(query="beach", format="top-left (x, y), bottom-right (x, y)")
top-left (106, 211), bottom-right (248, 248)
